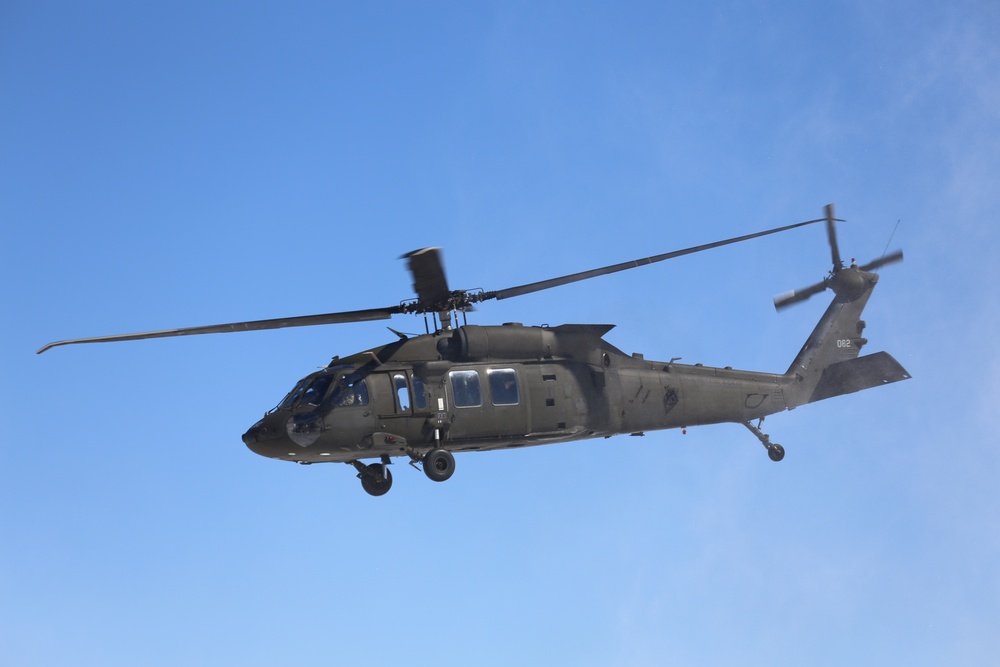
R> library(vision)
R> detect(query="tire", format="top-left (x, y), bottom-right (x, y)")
top-left (360, 463), bottom-right (393, 496)
top-left (423, 449), bottom-right (456, 483)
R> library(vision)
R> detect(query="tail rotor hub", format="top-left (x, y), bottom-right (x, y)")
top-left (828, 265), bottom-right (872, 303)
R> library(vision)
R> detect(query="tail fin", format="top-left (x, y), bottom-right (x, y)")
top-left (783, 271), bottom-right (910, 408)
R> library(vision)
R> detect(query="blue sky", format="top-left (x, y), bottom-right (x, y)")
top-left (2, 1), bottom-right (999, 665)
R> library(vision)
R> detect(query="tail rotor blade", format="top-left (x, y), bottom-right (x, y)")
top-left (825, 203), bottom-right (843, 270)
top-left (773, 281), bottom-right (828, 310)
top-left (858, 249), bottom-right (904, 273)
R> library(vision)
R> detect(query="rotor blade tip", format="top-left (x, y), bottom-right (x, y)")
top-left (774, 290), bottom-right (796, 302)
top-left (773, 292), bottom-right (796, 310)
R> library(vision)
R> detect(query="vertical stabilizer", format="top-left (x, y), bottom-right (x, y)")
top-left (783, 272), bottom-right (909, 407)
top-left (775, 205), bottom-right (909, 408)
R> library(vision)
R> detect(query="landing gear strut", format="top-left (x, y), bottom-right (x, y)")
top-left (353, 458), bottom-right (393, 496)
top-left (743, 419), bottom-right (785, 462)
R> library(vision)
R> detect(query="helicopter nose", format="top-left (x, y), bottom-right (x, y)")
top-left (243, 417), bottom-right (283, 454)
top-left (242, 419), bottom-right (264, 446)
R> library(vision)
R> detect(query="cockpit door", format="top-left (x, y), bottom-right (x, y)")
top-left (372, 372), bottom-right (431, 444)
top-left (321, 375), bottom-right (377, 449)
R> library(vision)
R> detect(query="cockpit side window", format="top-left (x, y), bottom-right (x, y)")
top-left (300, 375), bottom-right (334, 406)
top-left (332, 378), bottom-right (369, 407)
top-left (394, 373), bottom-right (410, 411)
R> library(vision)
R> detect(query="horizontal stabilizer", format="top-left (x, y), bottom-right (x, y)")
top-left (808, 352), bottom-right (911, 403)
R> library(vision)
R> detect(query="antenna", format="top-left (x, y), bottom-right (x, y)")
top-left (875, 219), bottom-right (901, 275)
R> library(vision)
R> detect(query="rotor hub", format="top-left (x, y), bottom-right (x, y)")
top-left (829, 266), bottom-right (873, 303)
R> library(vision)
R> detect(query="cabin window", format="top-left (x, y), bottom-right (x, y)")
top-left (488, 368), bottom-right (519, 405)
top-left (393, 373), bottom-right (410, 411)
top-left (412, 374), bottom-right (428, 410)
top-left (450, 370), bottom-right (482, 408)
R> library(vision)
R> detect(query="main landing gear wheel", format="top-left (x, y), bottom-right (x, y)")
top-left (743, 420), bottom-right (786, 462)
top-left (359, 463), bottom-right (393, 496)
top-left (423, 449), bottom-right (456, 482)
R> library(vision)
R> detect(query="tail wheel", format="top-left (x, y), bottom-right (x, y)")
top-left (360, 463), bottom-right (393, 496)
top-left (423, 449), bottom-right (456, 482)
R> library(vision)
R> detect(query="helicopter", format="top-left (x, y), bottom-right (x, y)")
top-left (38, 204), bottom-right (908, 496)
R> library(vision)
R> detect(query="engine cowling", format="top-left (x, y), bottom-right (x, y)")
top-left (438, 324), bottom-right (556, 361)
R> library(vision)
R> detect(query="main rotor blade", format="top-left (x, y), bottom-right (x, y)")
top-left (37, 306), bottom-right (401, 354)
top-left (858, 249), bottom-right (903, 273)
top-left (773, 281), bottom-right (828, 310)
top-left (489, 217), bottom-right (827, 301)
top-left (402, 247), bottom-right (451, 310)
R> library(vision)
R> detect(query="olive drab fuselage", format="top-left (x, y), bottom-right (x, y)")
top-left (39, 206), bottom-right (909, 496)
top-left (242, 323), bottom-right (794, 464)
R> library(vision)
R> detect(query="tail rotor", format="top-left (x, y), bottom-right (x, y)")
top-left (773, 204), bottom-right (903, 311)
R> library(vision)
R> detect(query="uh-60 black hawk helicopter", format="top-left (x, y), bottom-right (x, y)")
top-left (39, 205), bottom-right (909, 496)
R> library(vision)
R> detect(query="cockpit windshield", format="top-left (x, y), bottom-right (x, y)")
top-left (299, 374), bottom-right (334, 406)
top-left (270, 368), bottom-right (368, 412)
top-left (274, 379), bottom-right (309, 411)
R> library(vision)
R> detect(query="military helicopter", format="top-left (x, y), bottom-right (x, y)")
top-left (39, 205), bottom-right (908, 496)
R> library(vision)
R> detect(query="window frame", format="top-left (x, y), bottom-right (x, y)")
top-left (487, 368), bottom-right (520, 406)
top-left (449, 369), bottom-right (483, 408)
top-left (412, 374), bottom-right (428, 410)
top-left (393, 373), bottom-right (411, 412)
